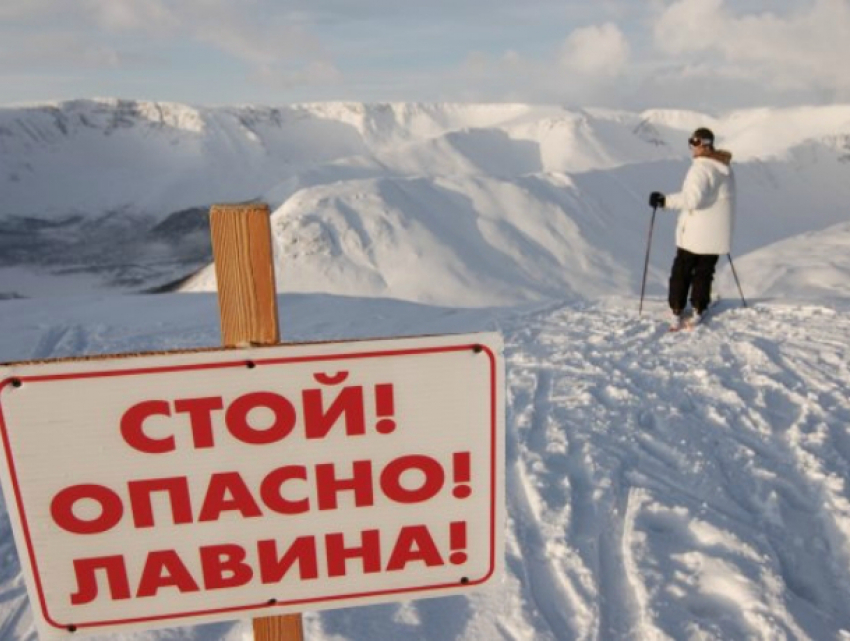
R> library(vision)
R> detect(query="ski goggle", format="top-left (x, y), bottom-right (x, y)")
top-left (688, 136), bottom-right (713, 148)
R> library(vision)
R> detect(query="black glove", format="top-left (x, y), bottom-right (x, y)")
top-left (649, 191), bottom-right (666, 208)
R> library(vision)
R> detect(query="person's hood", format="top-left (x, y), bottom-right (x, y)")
top-left (696, 148), bottom-right (732, 169)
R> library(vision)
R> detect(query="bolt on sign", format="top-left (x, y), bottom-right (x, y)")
top-left (0, 332), bottom-right (504, 639)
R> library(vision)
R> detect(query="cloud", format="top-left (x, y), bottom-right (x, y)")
top-left (0, 0), bottom-right (179, 32)
top-left (253, 61), bottom-right (342, 90)
top-left (2, 0), bottom-right (849, 109)
top-left (439, 27), bottom-right (633, 107)
top-left (0, 0), bottom-right (339, 92)
top-left (194, 20), bottom-right (326, 67)
top-left (0, 32), bottom-right (126, 70)
top-left (559, 23), bottom-right (630, 77)
top-left (0, 0), bottom-right (60, 20)
top-left (653, 0), bottom-right (724, 54)
top-left (652, 0), bottom-right (850, 99)
top-left (81, 0), bottom-right (179, 32)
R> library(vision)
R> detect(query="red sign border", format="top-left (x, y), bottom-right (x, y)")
top-left (0, 340), bottom-right (500, 632)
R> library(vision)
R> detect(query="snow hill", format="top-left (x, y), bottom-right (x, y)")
top-left (2, 99), bottom-right (850, 302)
top-left (1, 100), bottom-right (850, 640)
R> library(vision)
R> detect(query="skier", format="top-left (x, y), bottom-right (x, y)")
top-left (649, 127), bottom-right (736, 330)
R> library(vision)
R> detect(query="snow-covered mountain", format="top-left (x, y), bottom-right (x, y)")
top-left (2, 100), bottom-right (850, 641)
top-left (2, 99), bottom-right (850, 302)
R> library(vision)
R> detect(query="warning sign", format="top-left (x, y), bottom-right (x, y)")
top-left (0, 332), bottom-right (504, 639)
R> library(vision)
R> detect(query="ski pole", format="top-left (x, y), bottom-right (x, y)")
top-left (638, 205), bottom-right (657, 315)
top-left (727, 253), bottom-right (748, 308)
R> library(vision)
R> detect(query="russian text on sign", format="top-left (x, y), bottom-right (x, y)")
top-left (0, 333), bottom-right (504, 640)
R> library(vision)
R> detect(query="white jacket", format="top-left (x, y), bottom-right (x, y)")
top-left (664, 151), bottom-right (736, 255)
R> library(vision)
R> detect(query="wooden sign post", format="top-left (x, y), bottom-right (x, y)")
top-left (209, 202), bottom-right (304, 641)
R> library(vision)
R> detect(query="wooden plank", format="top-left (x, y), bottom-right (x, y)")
top-left (253, 614), bottom-right (306, 641)
top-left (210, 203), bottom-right (280, 347)
top-left (209, 202), bottom-right (303, 640)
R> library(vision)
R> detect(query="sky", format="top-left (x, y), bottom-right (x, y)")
top-left (2, 0), bottom-right (850, 110)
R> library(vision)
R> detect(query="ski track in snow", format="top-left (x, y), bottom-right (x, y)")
top-left (1, 297), bottom-right (850, 640)
top-left (500, 300), bottom-right (850, 640)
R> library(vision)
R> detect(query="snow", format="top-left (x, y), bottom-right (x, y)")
top-left (716, 221), bottom-right (850, 304)
top-left (2, 100), bottom-right (850, 640)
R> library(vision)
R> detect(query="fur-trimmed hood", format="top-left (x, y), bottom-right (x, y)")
top-left (696, 147), bottom-right (732, 166)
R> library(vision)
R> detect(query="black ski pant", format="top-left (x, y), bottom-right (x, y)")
top-left (668, 248), bottom-right (719, 314)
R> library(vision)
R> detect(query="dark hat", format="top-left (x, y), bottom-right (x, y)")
top-left (689, 127), bottom-right (715, 147)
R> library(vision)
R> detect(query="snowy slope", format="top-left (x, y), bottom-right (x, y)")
top-left (1, 290), bottom-right (849, 640)
top-left (717, 221), bottom-right (850, 304)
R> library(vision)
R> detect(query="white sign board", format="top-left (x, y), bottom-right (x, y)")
top-left (0, 332), bottom-right (504, 639)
